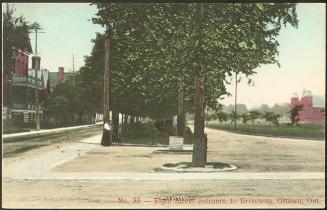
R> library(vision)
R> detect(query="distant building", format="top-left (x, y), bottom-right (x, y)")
top-left (291, 90), bottom-right (325, 123)
top-left (48, 67), bottom-right (74, 90)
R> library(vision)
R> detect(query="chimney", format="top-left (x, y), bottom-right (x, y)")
top-left (291, 93), bottom-right (299, 109)
top-left (32, 56), bottom-right (41, 70)
top-left (58, 67), bottom-right (65, 83)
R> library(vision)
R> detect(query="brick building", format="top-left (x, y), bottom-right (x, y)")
top-left (291, 90), bottom-right (325, 123)
top-left (2, 30), bottom-right (50, 126)
top-left (48, 67), bottom-right (74, 90)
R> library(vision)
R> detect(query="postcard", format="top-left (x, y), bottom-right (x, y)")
top-left (2, 2), bottom-right (325, 209)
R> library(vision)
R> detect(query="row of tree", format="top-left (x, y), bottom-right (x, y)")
top-left (221, 103), bottom-right (290, 116)
top-left (206, 103), bottom-right (305, 126)
top-left (206, 110), bottom-right (281, 125)
top-left (44, 3), bottom-right (298, 167)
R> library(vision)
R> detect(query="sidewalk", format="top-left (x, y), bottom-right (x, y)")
top-left (3, 131), bottom-right (325, 181)
top-left (2, 122), bottom-right (102, 139)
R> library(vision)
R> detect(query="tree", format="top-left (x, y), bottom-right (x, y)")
top-left (101, 27), bottom-right (112, 146)
top-left (249, 110), bottom-right (261, 126)
top-left (229, 111), bottom-right (241, 124)
top-left (215, 111), bottom-right (229, 123)
top-left (3, 4), bottom-right (30, 75)
top-left (91, 3), bottom-right (298, 167)
top-left (43, 81), bottom-right (83, 126)
top-left (241, 113), bottom-right (251, 124)
top-left (224, 104), bottom-right (248, 114)
top-left (262, 111), bottom-right (280, 125)
top-left (177, 78), bottom-right (185, 136)
top-left (259, 104), bottom-right (270, 113)
top-left (270, 103), bottom-right (290, 116)
top-left (289, 104), bottom-right (304, 125)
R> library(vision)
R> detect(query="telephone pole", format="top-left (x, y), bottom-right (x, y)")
top-left (70, 48), bottom-right (79, 84)
top-left (30, 27), bottom-right (45, 130)
top-left (234, 72), bottom-right (237, 129)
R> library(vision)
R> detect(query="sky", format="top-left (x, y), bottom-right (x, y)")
top-left (6, 3), bottom-right (326, 109)
top-left (10, 3), bottom-right (105, 73)
top-left (221, 3), bottom-right (326, 108)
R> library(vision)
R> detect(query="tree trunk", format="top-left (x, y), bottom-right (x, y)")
top-left (79, 112), bottom-right (82, 124)
top-left (121, 113), bottom-right (124, 125)
top-left (112, 111), bottom-right (119, 144)
top-left (130, 116), bottom-right (135, 124)
top-left (164, 117), bottom-right (174, 136)
top-left (123, 114), bottom-right (128, 134)
top-left (101, 26), bottom-right (112, 146)
top-left (177, 78), bottom-right (185, 137)
top-left (192, 71), bottom-right (206, 167)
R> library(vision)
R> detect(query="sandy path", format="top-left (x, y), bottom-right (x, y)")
top-left (3, 135), bottom-right (101, 179)
top-left (53, 126), bottom-right (325, 173)
top-left (2, 127), bottom-right (325, 208)
top-left (2, 179), bottom-right (324, 208)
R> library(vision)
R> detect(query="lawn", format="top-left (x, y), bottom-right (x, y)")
top-left (120, 122), bottom-right (194, 145)
top-left (207, 122), bottom-right (325, 139)
top-left (120, 123), bottom-right (167, 145)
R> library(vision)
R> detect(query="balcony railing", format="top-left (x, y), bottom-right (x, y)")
top-left (11, 103), bottom-right (42, 111)
top-left (11, 74), bottom-right (43, 89)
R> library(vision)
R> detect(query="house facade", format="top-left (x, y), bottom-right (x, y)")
top-left (291, 92), bottom-right (325, 123)
top-left (2, 32), bottom-right (50, 127)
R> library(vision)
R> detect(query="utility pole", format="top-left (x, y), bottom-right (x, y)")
top-left (72, 53), bottom-right (75, 84)
top-left (70, 48), bottom-right (79, 84)
top-left (30, 27), bottom-right (45, 130)
top-left (234, 71), bottom-right (237, 129)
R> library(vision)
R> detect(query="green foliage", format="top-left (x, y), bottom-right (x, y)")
top-left (262, 111), bottom-right (281, 125)
top-left (3, 4), bottom-right (32, 75)
top-left (208, 109), bottom-right (284, 126)
top-left (207, 122), bottom-right (325, 139)
top-left (249, 110), bottom-right (261, 125)
top-left (3, 120), bottom-right (30, 134)
top-left (241, 113), bottom-right (251, 124)
top-left (88, 3), bottom-right (298, 120)
top-left (121, 122), bottom-right (166, 145)
top-left (43, 80), bottom-right (83, 126)
top-left (229, 111), bottom-right (242, 124)
top-left (211, 111), bottom-right (229, 123)
top-left (289, 104), bottom-right (304, 125)
top-left (270, 103), bottom-right (290, 116)
top-left (46, 3), bottom-right (298, 128)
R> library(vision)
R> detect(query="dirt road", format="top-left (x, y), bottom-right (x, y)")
top-left (2, 127), bottom-right (325, 208)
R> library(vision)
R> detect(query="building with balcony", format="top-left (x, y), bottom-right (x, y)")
top-left (2, 31), bottom-right (50, 127)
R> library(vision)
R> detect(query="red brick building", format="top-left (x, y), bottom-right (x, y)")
top-left (291, 92), bottom-right (325, 123)
top-left (2, 30), bottom-right (50, 126)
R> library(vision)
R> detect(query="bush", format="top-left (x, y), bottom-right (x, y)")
top-left (2, 119), bottom-right (30, 134)
top-left (121, 122), bottom-right (167, 145)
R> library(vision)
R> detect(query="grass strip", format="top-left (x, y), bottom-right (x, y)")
top-left (207, 122), bottom-right (325, 140)
top-left (3, 125), bottom-right (102, 157)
